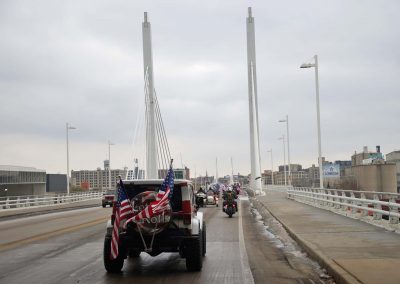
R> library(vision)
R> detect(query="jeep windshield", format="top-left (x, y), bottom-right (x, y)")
top-left (124, 183), bottom-right (182, 212)
top-left (104, 190), bottom-right (115, 195)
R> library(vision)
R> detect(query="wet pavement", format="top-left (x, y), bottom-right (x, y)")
top-left (255, 190), bottom-right (400, 284)
top-left (0, 195), bottom-right (334, 283)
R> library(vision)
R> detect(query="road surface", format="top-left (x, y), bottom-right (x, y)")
top-left (0, 196), bottom-right (331, 283)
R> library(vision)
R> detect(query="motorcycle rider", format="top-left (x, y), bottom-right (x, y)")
top-left (197, 186), bottom-right (205, 194)
top-left (222, 187), bottom-right (238, 211)
top-left (195, 186), bottom-right (206, 207)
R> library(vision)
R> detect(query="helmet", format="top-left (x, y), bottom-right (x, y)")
top-left (227, 187), bottom-right (233, 192)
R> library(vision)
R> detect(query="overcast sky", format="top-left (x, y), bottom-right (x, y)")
top-left (1, 0), bottom-right (399, 177)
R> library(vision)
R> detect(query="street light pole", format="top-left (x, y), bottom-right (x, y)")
top-left (279, 115), bottom-right (291, 185)
top-left (300, 54), bottom-right (324, 189)
top-left (267, 149), bottom-right (274, 185)
top-left (108, 141), bottom-right (115, 190)
top-left (66, 123), bottom-right (76, 195)
top-left (278, 135), bottom-right (287, 185)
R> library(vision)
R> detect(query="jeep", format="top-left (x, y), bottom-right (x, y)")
top-left (103, 179), bottom-right (206, 272)
top-left (102, 189), bottom-right (115, 207)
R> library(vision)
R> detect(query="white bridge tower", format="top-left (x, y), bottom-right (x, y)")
top-left (246, 7), bottom-right (262, 194)
top-left (143, 12), bottom-right (158, 179)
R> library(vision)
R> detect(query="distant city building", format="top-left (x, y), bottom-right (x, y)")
top-left (352, 146), bottom-right (383, 166)
top-left (342, 146), bottom-right (396, 192)
top-left (217, 176), bottom-right (229, 185)
top-left (193, 175), bottom-right (214, 188)
top-left (71, 166), bottom-right (128, 190)
top-left (158, 167), bottom-right (190, 180)
top-left (261, 145), bottom-right (398, 192)
top-left (126, 167), bottom-right (145, 180)
top-left (290, 170), bottom-right (309, 187)
top-left (352, 164), bottom-right (397, 193)
top-left (262, 170), bottom-right (272, 185)
top-left (306, 164), bottom-right (320, 188)
top-left (0, 165), bottom-right (46, 196)
top-left (278, 164), bottom-right (302, 173)
top-left (104, 160), bottom-right (110, 169)
top-left (46, 174), bottom-right (67, 193)
top-left (385, 150), bottom-right (400, 193)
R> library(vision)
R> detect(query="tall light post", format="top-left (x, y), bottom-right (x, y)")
top-left (278, 135), bottom-right (287, 185)
top-left (279, 115), bottom-right (291, 185)
top-left (300, 54), bottom-right (324, 188)
top-left (267, 149), bottom-right (274, 185)
top-left (108, 141), bottom-right (115, 190)
top-left (66, 123), bottom-right (76, 195)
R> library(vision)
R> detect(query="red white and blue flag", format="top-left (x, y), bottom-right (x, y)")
top-left (110, 179), bottom-right (133, 260)
top-left (125, 165), bottom-right (174, 225)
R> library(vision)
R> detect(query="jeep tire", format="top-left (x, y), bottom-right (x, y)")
top-left (185, 232), bottom-right (203, 271)
top-left (202, 222), bottom-right (206, 256)
top-left (103, 237), bottom-right (124, 273)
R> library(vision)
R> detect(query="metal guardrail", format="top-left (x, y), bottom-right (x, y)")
top-left (0, 191), bottom-right (104, 210)
top-left (264, 186), bottom-right (400, 229)
top-left (286, 187), bottom-right (400, 224)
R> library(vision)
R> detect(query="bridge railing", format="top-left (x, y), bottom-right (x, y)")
top-left (0, 191), bottom-right (104, 210)
top-left (281, 187), bottom-right (400, 229)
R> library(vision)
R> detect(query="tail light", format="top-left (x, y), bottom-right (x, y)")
top-left (182, 200), bottom-right (191, 225)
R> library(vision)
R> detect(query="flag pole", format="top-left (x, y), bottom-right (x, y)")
top-left (118, 175), bottom-right (129, 198)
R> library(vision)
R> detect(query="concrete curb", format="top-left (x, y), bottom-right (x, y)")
top-left (252, 196), bottom-right (362, 284)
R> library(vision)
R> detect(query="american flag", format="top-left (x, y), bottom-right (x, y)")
top-left (125, 165), bottom-right (174, 225)
top-left (110, 179), bottom-right (133, 260)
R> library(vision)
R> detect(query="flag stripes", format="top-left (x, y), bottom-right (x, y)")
top-left (110, 181), bottom-right (133, 260)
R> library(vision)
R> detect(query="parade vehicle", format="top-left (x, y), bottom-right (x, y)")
top-left (222, 188), bottom-right (238, 218)
top-left (103, 179), bottom-right (206, 273)
top-left (206, 190), bottom-right (218, 207)
top-left (223, 201), bottom-right (237, 218)
top-left (195, 191), bottom-right (207, 207)
top-left (102, 189), bottom-right (115, 207)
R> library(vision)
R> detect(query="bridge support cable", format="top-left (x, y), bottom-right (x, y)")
top-left (154, 90), bottom-right (172, 175)
top-left (144, 68), bottom-right (152, 178)
top-left (129, 73), bottom-right (147, 179)
top-left (154, 91), bottom-right (171, 160)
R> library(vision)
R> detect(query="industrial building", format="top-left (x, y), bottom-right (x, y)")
top-left (385, 150), bottom-right (400, 192)
top-left (0, 165), bottom-right (46, 196)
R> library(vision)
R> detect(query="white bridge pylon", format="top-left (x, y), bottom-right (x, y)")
top-left (142, 12), bottom-right (172, 179)
top-left (246, 7), bottom-right (262, 194)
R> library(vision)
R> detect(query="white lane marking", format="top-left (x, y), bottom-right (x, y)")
top-left (238, 199), bottom-right (255, 284)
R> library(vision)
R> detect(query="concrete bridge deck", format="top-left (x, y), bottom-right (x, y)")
top-left (255, 190), bottom-right (400, 284)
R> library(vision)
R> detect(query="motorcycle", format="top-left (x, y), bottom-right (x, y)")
top-left (206, 190), bottom-right (218, 207)
top-left (195, 191), bottom-right (207, 207)
top-left (223, 201), bottom-right (236, 218)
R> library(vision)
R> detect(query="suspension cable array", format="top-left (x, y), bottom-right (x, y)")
top-left (142, 67), bottom-right (171, 177)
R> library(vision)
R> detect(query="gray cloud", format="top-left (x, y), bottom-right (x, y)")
top-left (1, 0), bottom-right (399, 176)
